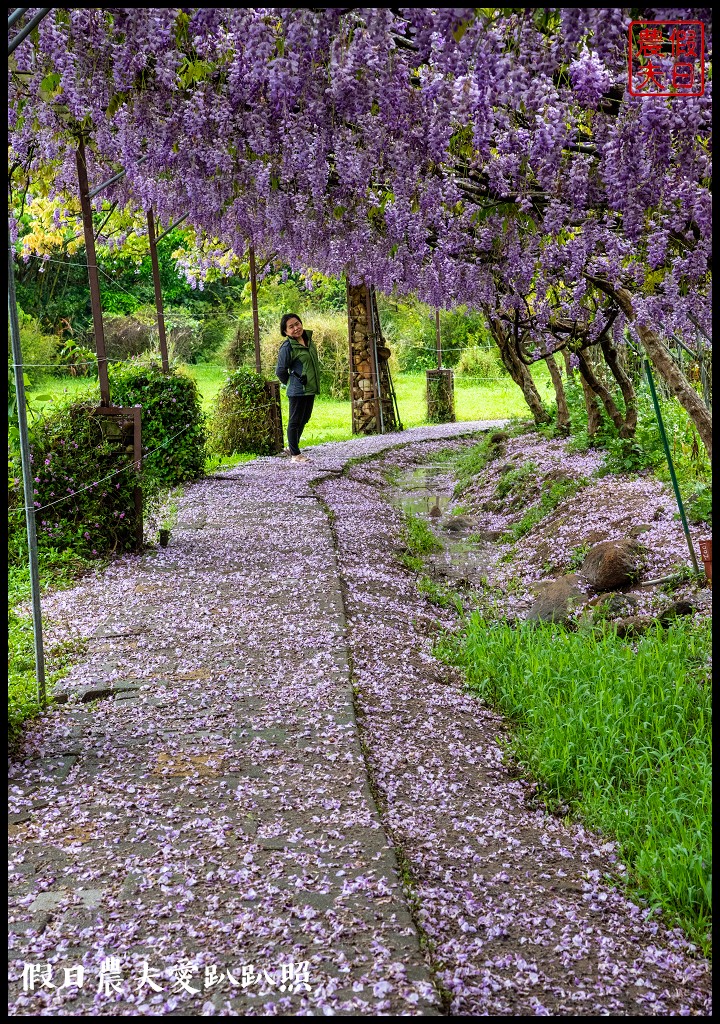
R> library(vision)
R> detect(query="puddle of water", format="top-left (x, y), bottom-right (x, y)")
top-left (393, 466), bottom-right (499, 588)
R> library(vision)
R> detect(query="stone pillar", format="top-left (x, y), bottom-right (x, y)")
top-left (346, 282), bottom-right (397, 434)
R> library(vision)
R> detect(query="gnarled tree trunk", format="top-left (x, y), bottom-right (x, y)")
top-left (588, 279), bottom-right (712, 459)
top-left (545, 353), bottom-right (570, 434)
top-left (486, 313), bottom-right (551, 426)
top-left (599, 336), bottom-right (637, 437)
top-left (577, 347), bottom-right (635, 438)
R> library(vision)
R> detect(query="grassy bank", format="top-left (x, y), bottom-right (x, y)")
top-left (438, 616), bottom-right (712, 951)
top-left (8, 551), bottom-right (100, 739)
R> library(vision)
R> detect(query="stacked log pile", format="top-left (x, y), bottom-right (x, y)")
top-left (347, 283), bottom-right (397, 434)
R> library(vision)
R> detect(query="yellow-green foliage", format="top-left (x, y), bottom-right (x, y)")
top-left (8, 311), bottom-right (60, 383)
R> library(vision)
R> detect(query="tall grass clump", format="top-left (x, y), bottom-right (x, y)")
top-left (439, 616), bottom-right (712, 949)
top-left (402, 510), bottom-right (442, 555)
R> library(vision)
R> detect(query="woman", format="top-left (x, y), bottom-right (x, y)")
top-left (275, 313), bottom-right (321, 463)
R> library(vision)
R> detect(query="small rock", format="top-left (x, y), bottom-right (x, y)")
top-left (29, 891), bottom-right (67, 913)
top-left (526, 573), bottom-right (587, 624)
top-left (656, 600), bottom-right (694, 626)
top-left (587, 592), bottom-right (639, 618)
top-left (442, 516), bottom-right (473, 533)
top-left (628, 524), bottom-right (653, 538)
top-left (653, 507), bottom-right (666, 521)
top-left (614, 615), bottom-right (655, 639)
top-left (472, 529), bottom-right (505, 542)
top-left (581, 539), bottom-right (643, 591)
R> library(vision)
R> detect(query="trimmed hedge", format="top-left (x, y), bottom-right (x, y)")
top-left (8, 394), bottom-right (141, 560)
top-left (8, 364), bottom-right (206, 563)
top-left (209, 367), bottom-right (278, 456)
top-left (108, 362), bottom-right (206, 487)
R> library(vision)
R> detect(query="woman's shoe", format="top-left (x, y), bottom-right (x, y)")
top-left (291, 454), bottom-right (309, 464)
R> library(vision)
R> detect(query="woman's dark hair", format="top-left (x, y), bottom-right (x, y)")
top-left (280, 313), bottom-right (303, 337)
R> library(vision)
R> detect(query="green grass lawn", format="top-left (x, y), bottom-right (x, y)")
top-left (28, 363), bottom-right (551, 444)
top-left (183, 364), bottom-right (551, 447)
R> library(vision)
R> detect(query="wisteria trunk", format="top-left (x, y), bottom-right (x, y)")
top-left (545, 354), bottom-right (570, 434)
top-left (595, 283), bottom-right (713, 460)
top-left (487, 316), bottom-right (550, 426)
top-left (637, 324), bottom-right (712, 460)
top-left (577, 348), bottom-right (634, 439)
top-left (347, 282), bottom-right (397, 434)
top-left (580, 372), bottom-right (603, 437)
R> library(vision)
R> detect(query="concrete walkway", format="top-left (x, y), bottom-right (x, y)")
top-left (8, 423), bottom-right (712, 1016)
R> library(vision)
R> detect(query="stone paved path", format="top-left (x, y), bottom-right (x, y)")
top-left (8, 423), bottom-right (712, 1016)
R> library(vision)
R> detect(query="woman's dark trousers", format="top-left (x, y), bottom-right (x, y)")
top-left (287, 395), bottom-right (315, 455)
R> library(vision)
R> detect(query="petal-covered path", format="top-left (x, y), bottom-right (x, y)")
top-left (8, 424), bottom-right (712, 1016)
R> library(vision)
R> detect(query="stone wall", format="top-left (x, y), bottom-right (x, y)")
top-left (347, 283), bottom-right (397, 434)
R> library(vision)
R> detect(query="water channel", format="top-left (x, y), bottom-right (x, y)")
top-left (391, 464), bottom-right (503, 592)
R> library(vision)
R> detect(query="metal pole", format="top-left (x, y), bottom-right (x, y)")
top-left (8, 9), bottom-right (29, 29)
top-left (8, 7), bottom-right (51, 54)
top-left (155, 214), bottom-right (188, 244)
top-left (75, 136), bottom-right (111, 406)
top-left (364, 286), bottom-right (384, 433)
top-left (8, 222), bottom-right (46, 706)
top-left (644, 358), bottom-right (700, 574)
top-left (146, 208), bottom-right (170, 372)
top-left (346, 278), bottom-right (356, 433)
top-left (248, 243), bottom-right (262, 373)
top-left (435, 308), bottom-right (442, 369)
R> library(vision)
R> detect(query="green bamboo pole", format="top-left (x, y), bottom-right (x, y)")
top-left (643, 357), bottom-right (700, 575)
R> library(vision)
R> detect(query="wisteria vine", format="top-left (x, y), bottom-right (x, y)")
top-left (8, 8), bottom-right (713, 448)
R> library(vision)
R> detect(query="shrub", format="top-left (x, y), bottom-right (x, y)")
top-left (209, 366), bottom-right (278, 456)
top-left (8, 386), bottom-right (142, 562)
top-left (102, 305), bottom-right (207, 364)
top-left (107, 362), bottom-right (206, 488)
top-left (377, 296), bottom-right (492, 372)
top-left (223, 313), bottom-right (259, 370)
top-left (102, 309), bottom-right (155, 360)
top-left (164, 306), bottom-right (203, 363)
top-left (8, 311), bottom-right (60, 384)
top-left (197, 315), bottom-right (232, 363)
top-left (456, 344), bottom-right (507, 379)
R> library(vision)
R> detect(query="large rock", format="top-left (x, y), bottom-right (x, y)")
top-left (581, 539), bottom-right (642, 591)
top-left (526, 573), bottom-right (587, 624)
top-left (442, 516), bottom-right (474, 533)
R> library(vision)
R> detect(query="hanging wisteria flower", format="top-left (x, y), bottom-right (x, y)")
top-left (568, 49), bottom-right (611, 107)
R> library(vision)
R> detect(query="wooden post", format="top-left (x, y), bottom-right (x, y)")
top-left (248, 244), bottom-right (262, 373)
top-left (435, 308), bottom-right (442, 369)
top-left (146, 208), bottom-right (170, 372)
top-left (75, 136), bottom-right (111, 406)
